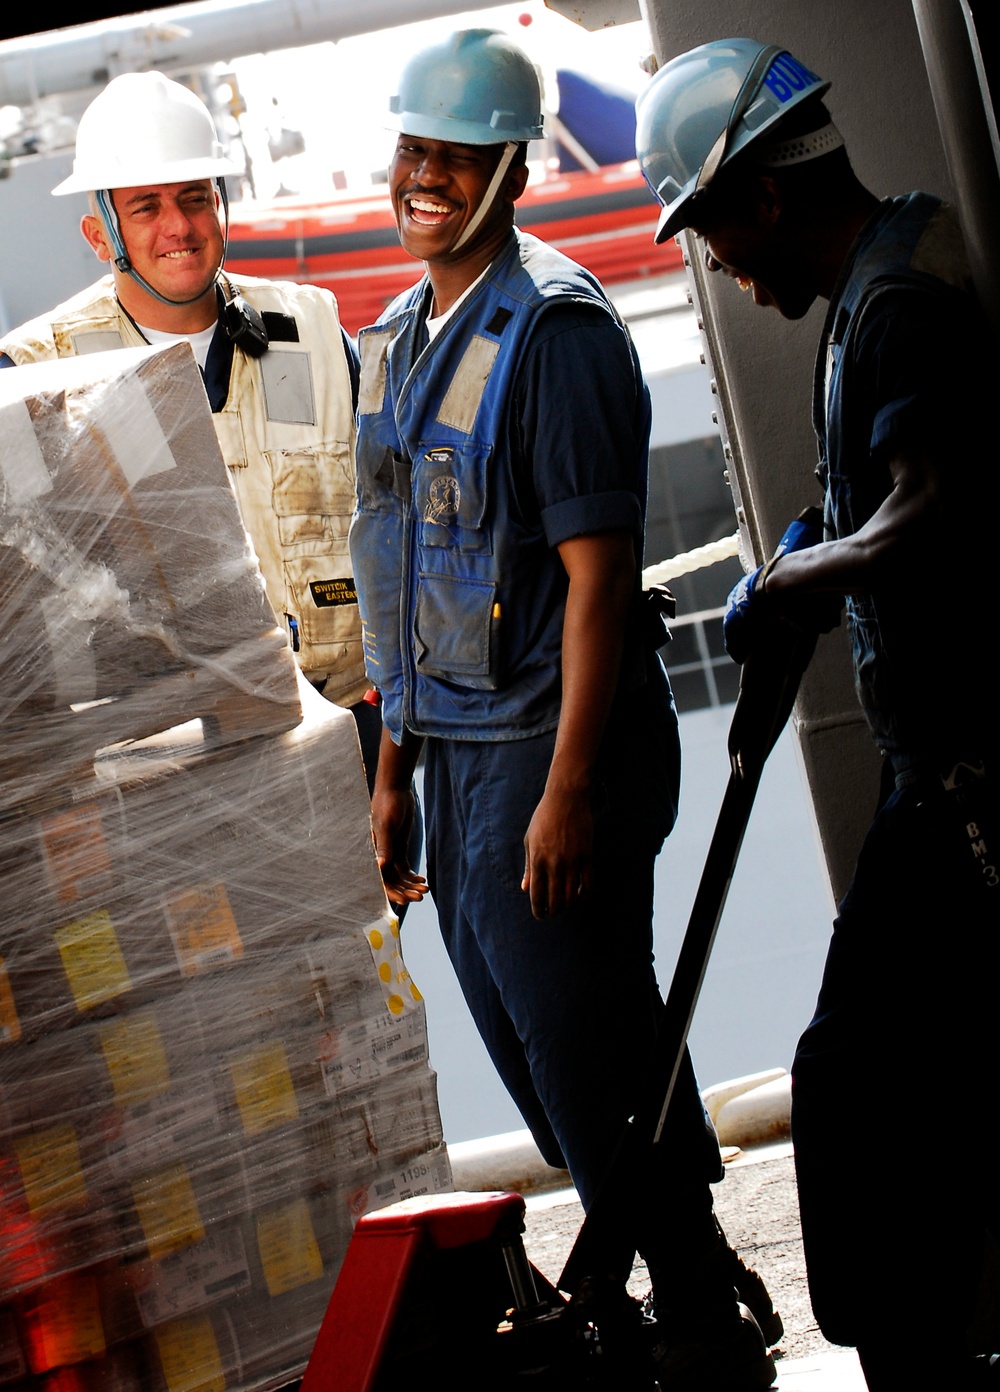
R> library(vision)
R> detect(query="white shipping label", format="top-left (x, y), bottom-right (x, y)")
top-left (361, 1148), bottom-right (453, 1214)
top-left (317, 1008), bottom-right (428, 1096)
top-left (105, 1088), bottom-right (221, 1179)
top-left (135, 1224), bottom-right (251, 1327)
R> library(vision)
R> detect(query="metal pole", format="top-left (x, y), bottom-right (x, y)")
top-left (911, 0), bottom-right (1000, 330)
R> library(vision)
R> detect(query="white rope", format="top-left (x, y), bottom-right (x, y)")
top-left (642, 532), bottom-right (740, 588)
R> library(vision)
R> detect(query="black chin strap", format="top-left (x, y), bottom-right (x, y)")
top-left (695, 45), bottom-right (785, 196)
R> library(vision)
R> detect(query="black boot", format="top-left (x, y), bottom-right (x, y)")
top-left (713, 1217), bottom-right (784, 1347)
top-left (646, 1300), bottom-right (775, 1392)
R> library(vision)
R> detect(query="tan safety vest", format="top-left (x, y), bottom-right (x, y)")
top-left (2, 274), bottom-right (366, 705)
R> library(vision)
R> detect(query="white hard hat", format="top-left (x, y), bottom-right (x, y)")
top-left (52, 71), bottom-right (242, 196)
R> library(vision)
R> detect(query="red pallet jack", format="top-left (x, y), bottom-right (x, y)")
top-left (301, 516), bottom-right (823, 1391)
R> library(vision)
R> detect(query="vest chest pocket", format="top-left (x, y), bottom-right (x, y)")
top-left (414, 442), bottom-right (492, 555)
top-left (266, 443), bottom-right (355, 545)
top-left (414, 572), bottom-right (500, 689)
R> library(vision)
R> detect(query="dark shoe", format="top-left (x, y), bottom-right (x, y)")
top-left (720, 1245), bottom-right (783, 1347)
top-left (648, 1303), bottom-right (776, 1392)
top-left (710, 1217), bottom-right (783, 1348)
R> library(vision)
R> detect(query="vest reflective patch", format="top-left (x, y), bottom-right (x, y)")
top-left (214, 412), bottom-right (249, 469)
top-left (436, 334), bottom-right (501, 434)
top-left (910, 205), bottom-right (971, 291)
top-left (358, 329), bottom-right (395, 416)
top-left (261, 348), bottom-right (316, 425)
top-left (70, 329), bottom-right (126, 355)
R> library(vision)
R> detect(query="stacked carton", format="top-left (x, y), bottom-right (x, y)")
top-left (0, 345), bottom-right (450, 1391)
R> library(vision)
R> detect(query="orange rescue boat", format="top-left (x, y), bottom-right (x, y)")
top-left (225, 160), bottom-right (682, 335)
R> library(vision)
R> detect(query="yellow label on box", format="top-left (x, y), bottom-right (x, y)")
top-left (99, 1008), bottom-right (171, 1103)
top-left (132, 1163), bottom-right (205, 1260)
top-left (256, 1198), bottom-right (323, 1296)
top-left (230, 1041), bottom-right (299, 1136)
top-left (39, 804), bottom-right (111, 905)
top-left (54, 909), bottom-right (132, 1009)
top-left (164, 884), bottom-right (243, 976)
top-left (15, 1124), bottom-right (88, 1214)
top-left (154, 1314), bottom-right (226, 1392)
top-left (0, 958), bottom-right (21, 1044)
top-left (34, 1273), bottom-right (106, 1369)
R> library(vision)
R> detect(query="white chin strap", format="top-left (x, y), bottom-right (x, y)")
top-left (452, 140), bottom-right (518, 252)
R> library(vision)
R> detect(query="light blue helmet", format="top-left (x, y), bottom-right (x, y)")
top-left (635, 38), bottom-right (830, 243)
top-left (389, 28), bottom-right (545, 145)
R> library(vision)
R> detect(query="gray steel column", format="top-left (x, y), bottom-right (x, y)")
top-left (911, 0), bottom-right (1000, 329)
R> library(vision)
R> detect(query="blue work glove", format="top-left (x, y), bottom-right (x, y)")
top-left (723, 512), bottom-right (826, 664)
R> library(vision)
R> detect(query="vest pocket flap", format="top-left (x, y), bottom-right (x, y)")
top-left (282, 545), bottom-right (359, 661)
top-left (266, 442), bottom-right (356, 517)
top-left (415, 442), bottom-right (490, 550)
top-left (414, 572), bottom-right (498, 685)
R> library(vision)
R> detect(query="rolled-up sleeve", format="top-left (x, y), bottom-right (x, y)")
top-left (541, 489), bottom-right (643, 548)
top-left (513, 302), bottom-right (649, 546)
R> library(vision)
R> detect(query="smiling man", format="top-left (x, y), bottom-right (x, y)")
top-left (1, 72), bottom-right (371, 723)
top-left (637, 38), bottom-right (999, 1391)
top-left (351, 28), bottom-right (780, 1389)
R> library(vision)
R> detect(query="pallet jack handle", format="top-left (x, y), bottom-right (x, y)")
top-left (560, 507), bottom-right (824, 1295)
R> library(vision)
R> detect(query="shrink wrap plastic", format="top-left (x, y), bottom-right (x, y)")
top-left (0, 346), bottom-right (450, 1390)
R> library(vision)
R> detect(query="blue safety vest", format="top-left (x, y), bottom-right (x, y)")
top-left (351, 231), bottom-right (638, 742)
top-left (815, 192), bottom-right (977, 781)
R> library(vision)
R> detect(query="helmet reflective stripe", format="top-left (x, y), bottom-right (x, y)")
top-left (634, 38), bottom-right (830, 243)
top-left (52, 71), bottom-right (241, 196)
top-left (389, 29), bottom-right (544, 146)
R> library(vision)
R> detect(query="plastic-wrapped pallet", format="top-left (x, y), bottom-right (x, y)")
top-left (0, 345), bottom-right (450, 1391)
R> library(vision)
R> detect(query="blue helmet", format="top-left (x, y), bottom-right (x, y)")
top-left (635, 38), bottom-right (830, 243)
top-left (389, 28), bottom-right (544, 146)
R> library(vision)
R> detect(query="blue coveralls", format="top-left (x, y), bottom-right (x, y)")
top-left (789, 194), bottom-right (999, 1353)
top-left (351, 231), bottom-right (721, 1228)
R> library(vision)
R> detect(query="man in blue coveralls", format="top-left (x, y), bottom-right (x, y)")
top-left (351, 28), bottom-right (780, 1390)
top-left (636, 38), bottom-right (999, 1391)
